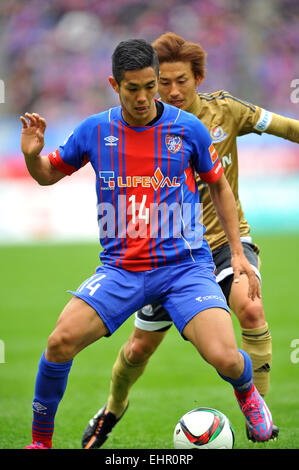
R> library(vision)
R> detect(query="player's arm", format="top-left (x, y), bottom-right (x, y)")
top-left (191, 116), bottom-right (260, 301)
top-left (264, 112), bottom-right (299, 143)
top-left (20, 112), bottom-right (66, 185)
top-left (208, 173), bottom-right (261, 301)
top-left (224, 91), bottom-right (299, 142)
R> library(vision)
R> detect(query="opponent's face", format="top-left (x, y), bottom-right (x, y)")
top-left (109, 67), bottom-right (158, 126)
top-left (158, 61), bottom-right (202, 111)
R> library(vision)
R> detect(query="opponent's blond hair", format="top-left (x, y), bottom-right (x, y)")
top-left (152, 32), bottom-right (207, 79)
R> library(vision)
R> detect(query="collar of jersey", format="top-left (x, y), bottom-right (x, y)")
top-left (115, 102), bottom-right (170, 131)
top-left (187, 93), bottom-right (201, 117)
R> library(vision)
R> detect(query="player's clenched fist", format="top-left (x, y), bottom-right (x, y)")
top-left (20, 112), bottom-right (47, 158)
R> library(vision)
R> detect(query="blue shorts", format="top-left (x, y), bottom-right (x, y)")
top-left (69, 259), bottom-right (229, 336)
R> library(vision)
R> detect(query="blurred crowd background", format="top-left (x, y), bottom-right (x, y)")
top-left (1, 0), bottom-right (298, 120)
top-left (0, 0), bottom-right (298, 242)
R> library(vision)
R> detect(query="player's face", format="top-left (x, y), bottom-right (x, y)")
top-left (109, 67), bottom-right (158, 126)
top-left (158, 61), bottom-right (202, 111)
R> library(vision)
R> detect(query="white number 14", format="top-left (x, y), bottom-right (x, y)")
top-left (129, 194), bottom-right (149, 224)
top-left (78, 274), bottom-right (106, 296)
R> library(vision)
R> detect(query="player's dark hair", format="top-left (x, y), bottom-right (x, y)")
top-left (112, 39), bottom-right (159, 85)
top-left (152, 32), bottom-right (207, 80)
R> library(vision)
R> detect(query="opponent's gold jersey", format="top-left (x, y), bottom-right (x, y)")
top-left (188, 90), bottom-right (299, 251)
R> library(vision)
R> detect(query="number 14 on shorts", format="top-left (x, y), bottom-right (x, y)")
top-left (77, 274), bottom-right (106, 296)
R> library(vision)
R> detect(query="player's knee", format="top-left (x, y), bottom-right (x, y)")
top-left (239, 300), bottom-right (265, 328)
top-left (47, 329), bottom-right (76, 362)
top-left (206, 345), bottom-right (240, 375)
top-left (126, 336), bottom-right (156, 364)
top-left (219, 350), bottom-right (241, 373)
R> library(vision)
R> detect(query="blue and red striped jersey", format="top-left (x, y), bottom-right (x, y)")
top-left (49, 102), bottom-right (223, 271)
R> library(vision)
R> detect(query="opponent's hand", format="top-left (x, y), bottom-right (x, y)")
top-left (20, 113), bottom-right (46, 158)
top-left (231, 253), bottom-right (261, 301)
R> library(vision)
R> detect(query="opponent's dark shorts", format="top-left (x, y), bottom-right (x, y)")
top-left (134, 240), bottom-right (261, 332)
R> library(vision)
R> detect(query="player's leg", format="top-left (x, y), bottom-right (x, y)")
top-left (228, 276), bottom-right (272, 397)
top-left (163, 258), bottom-right (272, 442)
top-left (46, 296), bottom-right (109, 362)
top-left (228, 275), bottom-right (279, 441)
top-left (27, 296), bottom-right (109, 449)
top-left (214, 242), bottom-right (272, 398)
top-left (182, 307), bottom-right (243, 377)
top-left (182, 308), bottom-right (272, 441)
top-left (107, 325), bottom-right (169, 418)
top-left (27, 266), bottom-right (145, 449)
top-left (214, 242), bottom-right (277, 440)
top-left (106, 303), bottom-right (173, 417)
top-left (82, 304), bottom-right (172, 449)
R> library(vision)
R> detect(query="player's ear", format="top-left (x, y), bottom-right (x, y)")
top-left (109, 76), bottom-right (119, 94)
top-left (195, 75), bottom-right (203, 87)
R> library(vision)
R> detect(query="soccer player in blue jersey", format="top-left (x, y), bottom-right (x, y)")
top-left (21, 39), bottom-right (272, 449)
top-left (82, 33), bottom-right (298, 448)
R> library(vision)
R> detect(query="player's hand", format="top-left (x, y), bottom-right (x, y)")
top-left (20, 112), bottom-right (46, 158)
top-left (231, 253), bottom-right (261, 301)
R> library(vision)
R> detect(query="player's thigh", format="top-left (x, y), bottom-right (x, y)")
top-left (161, 260), bottom-right (229, 336)
top-left (70, 265), bottom-right (145, 335)
top-left (229, 274), bottom-right (265, 328)
top-left (182, 307), bottom-right (239, 367)
top-left (47, 296), bottom-right (109, 360)
top-left (125, 326), bottom-right (169, 363)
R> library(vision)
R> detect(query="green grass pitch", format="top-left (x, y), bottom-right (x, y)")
top-left (0, 234), bottom-right (299, 449)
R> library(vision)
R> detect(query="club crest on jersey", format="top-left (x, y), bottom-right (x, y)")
top-left (165, 134), bottom-right (182, 153)
top-left (210, 126), bottom-right (227, 143)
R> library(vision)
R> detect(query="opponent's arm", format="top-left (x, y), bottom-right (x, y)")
top-left (20, 112), bottom-right (66, 185)
top-left (223, 92), bottom-right (299, 143)
top-left (208, 173), bottom-right (261, 301)
top-left (265, 112), bottom-right (299, 143)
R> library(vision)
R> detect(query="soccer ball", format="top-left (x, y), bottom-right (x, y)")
top-left (173, 407), bottom-right (235, 449)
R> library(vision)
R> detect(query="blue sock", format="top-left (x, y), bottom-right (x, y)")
top-left (31, 351), bottom-right (73, 446)
top-left (218, 349), bottom-right (253, 395)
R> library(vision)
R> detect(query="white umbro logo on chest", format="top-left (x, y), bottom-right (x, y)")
top-left (104, 136), bottom-right (119, 146)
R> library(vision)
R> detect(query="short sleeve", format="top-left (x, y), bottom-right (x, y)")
top-left (48, 121), bottom-right (90, 175)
